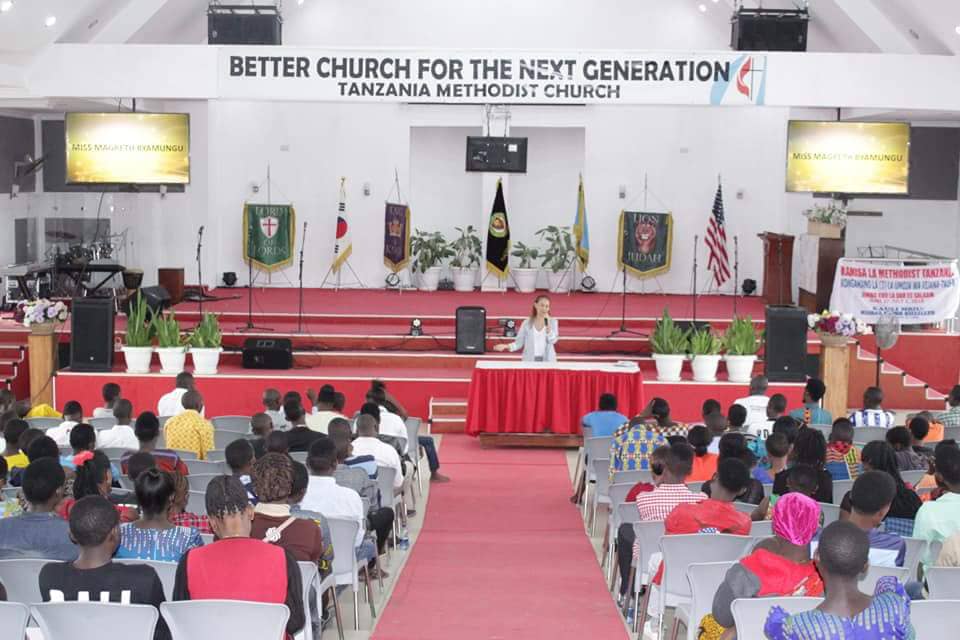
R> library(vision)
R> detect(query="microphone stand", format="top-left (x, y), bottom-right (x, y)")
top-left (296, 221), bottom-right (307, 333)
top-left (692, 234), bottom-right (699, 326)
top-left (238, 257), bottom-right (273, 333)
top-left (607, 266), bottom-right (645, 338)
top-left (196, 226), bottom-right (204, 316)
top-left (777, 236), bottom-right (784, 305)
top-left (733, 236), bottom-right (739, 317)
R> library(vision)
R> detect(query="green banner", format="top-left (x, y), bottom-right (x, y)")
top-left (243, 203), bottom-right (296, 272)
top-left (618, 210), bottom-right (673, 278)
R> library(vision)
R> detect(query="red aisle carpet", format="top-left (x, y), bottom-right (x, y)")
top-left (372, 435), bottom-right (628, 640)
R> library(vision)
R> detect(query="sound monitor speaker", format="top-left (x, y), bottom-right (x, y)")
top-left (731, 8), bottom-right (808, 52)
top-left (455, 307), bottom-right (486, 354)
top-left (208, 6), bottom-right (282, 45)
top-left (140, 286), bottom-right (171, 314)
top-left (764, 305), bottom-right (808, 382)
top-left (70, 297), bottom-right (115, 372)
top-left (242, 338), bottom-right (293, 370)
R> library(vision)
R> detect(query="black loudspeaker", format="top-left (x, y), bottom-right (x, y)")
top-left (70, 298), bottom-right (115, 372)
top-left (764, 305), bottom-right (808, 382)
top-left (455, 307), bottom-right (486, 354)
top-left (732, 9), bottom-right (808, 52)
top-left (208, 9), bottom-right (282, 45)
top-left (140, 286), bottom-right (171, 314)
top-left (242, 338), bottom-right (293, 370)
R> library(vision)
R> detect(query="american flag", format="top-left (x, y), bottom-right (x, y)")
top-left (705, 182), bottom-right (730, 287)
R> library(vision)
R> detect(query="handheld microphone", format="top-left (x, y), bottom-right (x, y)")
top-left (198, 225), bottom-right (205, 238)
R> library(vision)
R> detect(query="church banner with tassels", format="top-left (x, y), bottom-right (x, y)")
top-left (383, 202), bottom-right (411, 272)
top-left (243, 203), bottom-right (296, 272)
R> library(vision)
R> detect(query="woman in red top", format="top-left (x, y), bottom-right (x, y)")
top-left (172, 475), bottom-right (304, 639)
top-left (686, 426), bottom-right (719, 483)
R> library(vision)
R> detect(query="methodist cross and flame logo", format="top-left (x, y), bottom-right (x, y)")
top-left (710, 54), bottom-right (767, 105)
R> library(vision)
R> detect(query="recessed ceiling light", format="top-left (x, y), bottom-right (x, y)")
top-left (44, 15), bottom-right (56, 28)
top-left (0, 2), bottom-right (13, 13)
top-left (699, 3), bottom-right (708, 12)
top-left (955, 25), bottom-right (960, 35)
top-left (297, 0), bottom-right (305, 5)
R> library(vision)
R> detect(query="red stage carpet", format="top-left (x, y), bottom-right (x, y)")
top-left (372, 435), bottom-right (628, 640)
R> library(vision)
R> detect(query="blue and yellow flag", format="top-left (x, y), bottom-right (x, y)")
top-left (573, 175), bottom-right (589, 270)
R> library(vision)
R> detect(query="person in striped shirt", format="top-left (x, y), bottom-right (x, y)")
top-left (849, 386), bottom-right (896, 429)
top-left (938, 385), bottom-right (960, 429)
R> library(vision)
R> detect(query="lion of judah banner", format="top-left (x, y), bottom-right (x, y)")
top-left (618, 210), bottom-right (673, 278)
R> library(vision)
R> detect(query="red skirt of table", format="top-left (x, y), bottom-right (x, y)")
top-left (465, 367), bottom-right (644, 435)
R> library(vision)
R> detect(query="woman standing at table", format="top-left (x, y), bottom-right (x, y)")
top-left (493, 294), bottom-right (558, 362)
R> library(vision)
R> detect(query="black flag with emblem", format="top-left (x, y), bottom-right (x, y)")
top-left (485, 179), bottom-right (510, 277)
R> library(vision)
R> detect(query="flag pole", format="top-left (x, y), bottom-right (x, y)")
top-left (733, 236), bottom-right (739, 317)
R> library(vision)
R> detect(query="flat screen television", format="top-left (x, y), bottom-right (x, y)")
top-left (785, 121), bottom-right (910, 195)
top-left (466, 136), bottom-right (528, 173)
top-left (65, 112), bottom-right (190, 185)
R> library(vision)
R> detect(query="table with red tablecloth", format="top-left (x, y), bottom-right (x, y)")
top-left (465, 361), bottom-right (645, 435)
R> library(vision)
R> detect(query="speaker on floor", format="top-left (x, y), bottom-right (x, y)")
top-left (242, 338), bottom-right (293, 370)
top-left (455, 306), bottom-right (486, 354)
top-left (70, 297), bottom-right (115, 372)
top-left (140, 286), bottom-right (171, 314)
top-left (764, 305), bottom-right (808, 382)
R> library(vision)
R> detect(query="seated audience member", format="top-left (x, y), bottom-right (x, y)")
top-left (359, 400), bottom-right (407, 455)
top-left (225, 439), bottom-right (258, 502)
top-left (581, 393), bottom-right (629, 438)
top-left (266, 431), bottom-right (290, 456)
top-left (726, 403), bottom-right (748, 435)
top-left (773, 415), bottom-right (801, 447)
top-left (764, 521), bottom-right (913, 639)
top-left (172, 476), bottom-right (305, 639)
top-left (249, 453), bottom-right (324, 565)
top-left (937, 384), bottom-right (960, 429)
top-left (667, 458), bottom-right (751, 536)
top-left (840, 441), bottom-right (922, 524)
top-left (249, 412), bottom-right (274, 459)
top-left (773, 427), bottom-right (834, 504)
top-left (46, 400), bottom-right (83, 446)
top-left (822, 470), bottom-right (905, 568)
top-left (0, 389), bottom-right (14, 414)
top-left (93, 383), bottom-right (122, 419)
top-left (121, 411), bottom-right (189, 476)
top-left (886, 426), bottom-right (927, 471)
top-left (686, 425), bottom-right (718, 482)
top-left (702, 399), bottom-right (726, 454)
top-left (825, 418), bottom-right (860, 481)
top-left (163, 391), bottom-right (215, 460)
top-left (24, 400), bottom-right (59, 419)
top-left (706, 493), bottom-right (824, 639)
top-left (3, 418), bottom-right (29, 472)
top-left (636, 443), bottom-right (706, 520)
top-left (734, 375), bottom-right (770, 427)
top-left (168, 471), bottom-right (211, 534)
top-left (914, 410), bottom-right (944, 445)
top-left (96, 399), bottom-right (138, 450)
top-left (305, 384), bottom-right (341, 433)
top-left (352, 414), bottom-right (404, 493)
top-left (329, 418), bottom-right (377, 478)
top-left (59, 424), bottom-right (120, 483)
top-left (936, 530), bottom-right (960, 567)
top-left (282, 399), bottom-right (325, 453)
top-left (0, 458), bottom-right (17, 518)
top-left (701, 433), bottom-right (766, 504)
top-left (913, 443), bottom-right (960, 567)
top-left (330, 431), bottom-right (394, 558)
top-left (747, 393), bottom-right (786, 440)
top-left (754, 432), bottom-right (790, 484)
top-left (369, 380), bottom-right (449, 483)
top-left (39, 495), bottom-right (170, 640)
top-left (157, 373), bottom-right (196, 417)
top-left (908, 416), bottom-right (936, 464)
top-left (117, 469), bottom-right (203, 562)
top-left (849, 386), bottom-right (896, 428)
top-left (615, 447), bottom-right (669, 599)
top-left (27, 434), bottom-right (60, 462)
top-left (789, 378), bottom-right (832, 425)
top-left (333, 392), bottom-right (347, 415)
top-left (287, 461), bottom-right (335, 579)
top-left (608, 400), bottom-right (676, 480)
top-left (262, 388), bottom-right (287, 431)
top-left (58, 451), bottom-right (137, 523)
top-left (637, 397), bottom-right (688, 434)
top-left (126, 452), bottom-right (158, 484)
top-left (0, 458), bottom-right (77, 560)
top-left (753, 463), bottom-right (820, 522)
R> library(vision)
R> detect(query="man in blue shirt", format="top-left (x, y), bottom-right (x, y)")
top-left (789, 378), bottom-right (833, 425)
top-left (0, 458), bottom-right (77, 561)
top-left (581, 393), bottom-right (628, 438)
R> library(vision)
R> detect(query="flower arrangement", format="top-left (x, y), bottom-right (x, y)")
top-left (19, 299), bottom-right (68, 328)
top-left (803, 200), bottom-right (848, 228)
top-left (807, 311), bottom-right (870, 337)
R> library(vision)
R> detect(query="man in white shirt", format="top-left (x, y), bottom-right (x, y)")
top-left (746, 393), bottom-right (787, 440)
top-left (300, 437), bottom-right (366, 548)
top-left (351, 415), bottom-right (404, 491)
top-left (849, 386), bottom-right (897, 429)
top-left (94, 399), bottom-right (138, 450)
top-left (262, 388), bottom-right (287, 431)
top-left (305, 385), bottom-right (342, 434)
top-left (358, 401), bottom-right (408, 455)
top-left (46, 401), bottom-right (83, 446)
top-left (734, 375), bottom-right (770, 430)
top-left (157, 372), bottom-right (199, 417)
top-left (92, 382), bottom-right (121, 419)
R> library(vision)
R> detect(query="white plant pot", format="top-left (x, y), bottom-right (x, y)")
top-left (652, 353), bottom-right (685, 382)
top-left (547, 270), bottom-right (571, 293)
top-left (512, 268), bottom-right (539, 293)
top-left (156, 347), bottom-right (188, 375)
top-left (690, 354), bottom-right (722, 382)
top-left (190, 347), bottom-right (222, 375)
top-left (417, 267), bottom-right (442, 292)
top-left (724, 354), bottom-right (758, 383)
top-left (121, 346), bottom-right (153, 374)
top-left (451, 267), bottom-right (478, 292)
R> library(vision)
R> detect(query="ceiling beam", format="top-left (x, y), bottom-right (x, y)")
top-left (89, 0), bottom-right (172, 44)
top-left (829, 0), bottom-right (919, 53)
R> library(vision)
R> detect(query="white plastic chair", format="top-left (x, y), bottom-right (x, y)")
top-left (820, 502), bottom-right (841, 525)
top-left (405, 417), bottom-right (423, 495)
top-left (0, 602), bottom-right (29, 640)
top-left (89, 417), bottom-right (118, 430)
top-left (326, 516), bottom-right (374, 630)
top-left (901, 537), bottom-right (928, 581)
top-left (32, 602), bottom-right (158, 640)
top-left (376, 465), bottom-right (402, 544)
top-left (99, 446), bottom-right (133, 459)
top-left (26, 417), bottom-right (61, 430)
top-left (613, 469), bottom-right (653, 486)
top-left (115, 559), bottom-right (178, 601)
top-left (297, 561), bottom-right (344, 640)
top-left (589, 457), bottom-right (612, 536)
top-left (170, 449), bottom-right (199, 461)
top-left (214, 430), bottom-right (245, 450)
top-left (0, 558), bottom-right (48, 605)
top-left (925, 567), bottom-right (960, 599)
top-left (603, 483), bottom-right (636, 581)
top-left (161, 600), bottom-right (289, 640)
top-left (210, 416), bottom-right (251, 433)
top-left (187, 473), bottom-right (220, 493)
top-left (945, 426), bottom-right (960, 442)
top-left (831, 479), bottom-right (854, 505)
top-left (184, 459), bottom-right (225, 475)
top-left (809, 424), bottom-right (832, 437)
top-left (730, 596), bottom-right (822, 639)
top-left (205, 449), bottom-right (226, 462)
top-left (732, 501), bottom-right (756, 515)
top-left (672, 561), bottom-right (735, 640)
top-left (858, 565), bottom-right (909, 593)
top-left (750, 520), bottom-right (773, 538)
top-left (630, 520), bottom-right (666, 631)
top-left (290, 451), bottom-right (308, 464)
top-left (2, 486), bottom-right (18, 500)
top-left (582, 435), bottom-right (613, 518)
top-left (686, 481), bottom-right (705, 494)
top-left (200, 533), bottom-right (214, 545)
top-left (911, 599), bottom-right (960, 638)
top-left (853, 426), bottom-right (889, 445)
top-left (186, 490), bottom-right (206, 515)
top-left (900, 469), bottom-right (927, 487)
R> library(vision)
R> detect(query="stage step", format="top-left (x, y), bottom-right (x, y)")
top-left (430, 397), bottom-right (467, 434)
top-left (850, 344), bottom-right (945, 411)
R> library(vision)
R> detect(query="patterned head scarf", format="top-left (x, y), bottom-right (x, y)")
top-left (772, 492), bottom-right (820, 546)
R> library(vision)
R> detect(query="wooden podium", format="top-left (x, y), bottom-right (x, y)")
top-left (28, 332), bottom-right (57, 407)
top-left (760, 232), bottom-right (794, 305)
top-left (819, 338), bottom-right (850, 420)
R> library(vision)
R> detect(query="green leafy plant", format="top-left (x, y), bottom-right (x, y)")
top-left (535, 225), bottom-right (575, 273)
top-left (449, 226), bottom-right (482, 269)
top-left (188, 313), bottom-right (222, 349)
top-left (650, 309), bottom-right (690, 354)
top-left (723, 316), bottom-right (763, 355)
top-left (689, 327), bottom-right (723, 356)
top-left (152, 311), bottom-right (185, 349)
top-left (410, 229), bottom-right (454, 273)
top-left (124, 293), bottom-right (152, 348)
top-left (511, 241), bottom-right (540, 269)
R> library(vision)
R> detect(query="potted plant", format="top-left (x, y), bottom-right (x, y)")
top-left (688, 326), bottom-right (723, 382)
top-left (536, 225), bottom-right (575, 293)
top-left (723, 316), bottom-right (763, 383)
top-left (122, 293), bottom-right (153, 374)
top-left (803, 200), bottom-right (847, 239)
top-left (153, 310), bottom-right (187, 374)
top-left (510, 241), bottom-right (540, 293)
top-left (449, 225), bottom-right (482, 292)
top-left (410, 229), bottom-right (453, 291)
top-left (650, 309), bottom-right (690, 382)
top-left (188, 313), bottom-right (223, 375)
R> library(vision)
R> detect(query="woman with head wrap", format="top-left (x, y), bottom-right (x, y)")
top-left (699, 493), bottom-right (825, 640)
